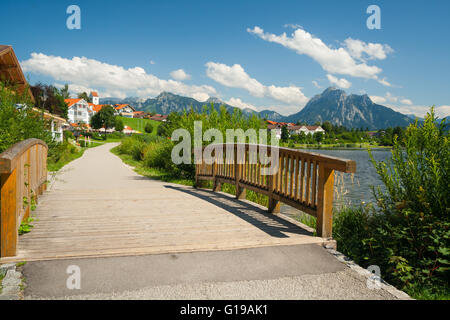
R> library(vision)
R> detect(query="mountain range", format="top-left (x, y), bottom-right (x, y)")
top-left (101, 87), bottom-right (416, 129)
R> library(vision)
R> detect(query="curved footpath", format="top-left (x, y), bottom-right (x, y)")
top-left (2, 143), bottom-right (409, 299)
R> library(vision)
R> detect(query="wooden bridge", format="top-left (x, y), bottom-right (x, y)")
top-left (0, 139), bottom-right (355, 262)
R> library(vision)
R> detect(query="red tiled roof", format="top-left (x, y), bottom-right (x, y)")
top-left (149, 114), bottom-right (168, 121)
top-left (115, 104), bottom-right (134, 110)
top-left (64, 98), bottom-right (82, 107)
top-left (89, 103), bottom-right (104, 112)
top-left (90, 91), bottom-right (98, 97)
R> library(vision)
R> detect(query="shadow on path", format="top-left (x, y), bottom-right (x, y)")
top-left (164, 185), bottom-right (312, 238)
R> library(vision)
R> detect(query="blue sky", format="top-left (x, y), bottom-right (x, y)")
top-left (2, 0), bottom-right (449, 117)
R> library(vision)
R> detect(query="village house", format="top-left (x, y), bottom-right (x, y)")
top-left (266, 120), bottom-right (325, 138)
top-left (65, 98), bottom-right (93, 124)
top-left (267, 123), bottom-right (282, 139)
top-left (290, 125), bottom-right (325, 135)
top-left (149, 114), bottom-right (168, 122)
top-left (114, 104), bottom-right (135, 118)
top-left (133, 111), bottom-right (147, 118)
top-left (65, 91), bottom-right (112, 124)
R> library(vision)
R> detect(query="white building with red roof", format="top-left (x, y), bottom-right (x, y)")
top-left (65, 91), bottom-right (108, 124)
top-left (90, 91), bottom-right (99, 105)
top-left (65, 98), bottom-right (93, 124)
top-left (114, 104), bottom-right (135, 117)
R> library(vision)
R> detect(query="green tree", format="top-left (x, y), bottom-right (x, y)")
top-left (90, 105), bottom-right (116, 132)
top-left (0, 82), bottom-right (54, 153)
top-left (77, 92), bottom-right (92, 103)
top-left (335, 107), bottom-right (449, 297)
top-left (30, 83), bottom-right (69, 119)
top-left (281, 125), bottom-right (289, 142)
top-left (59, 84), bottom-right (70, 99)
top-left (297, 131), bottom-right (306, 144)
top-left (115, 117), bottom-right (124, 132)
top-left (314, 132), bottom-right (324, 144)
top-left (322, 121), bottom-right (333, 134)
top-left (144, 122), bottom-right (153, 134)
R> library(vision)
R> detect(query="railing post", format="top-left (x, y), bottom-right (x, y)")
top-left (316, 165), bottom-right (335, 238)
top-left (212, 148), bottom-right (221, 192)
top-left (268, 148), bottom-right (280, 214)
top-left (235, 144), bottom-right (245, 199)
top-left (0, 169), bottom-right (18, 257)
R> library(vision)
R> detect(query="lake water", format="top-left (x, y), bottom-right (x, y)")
top-left (281, 148), bottom-right (392, 216)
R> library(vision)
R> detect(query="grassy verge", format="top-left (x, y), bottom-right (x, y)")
top-left (0, 272), bottom-right (5, 293)
top-left (47, 143), bottom-right (85, 172)
top-left (119, 117), bottom-right (160, 134)
top-left (110, 145), bottom-right (193, 186)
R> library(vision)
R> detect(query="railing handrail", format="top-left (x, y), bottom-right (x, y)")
top-left (0, 138), bottom-right (48, 257)
top-left (195, 143), bottom-right (356, 239)
top-left (0, 138), bottom-right (48, 174)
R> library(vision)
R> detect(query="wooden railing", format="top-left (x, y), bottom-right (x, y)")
top-left (195, 143), bottom-right (356, 238)
top-left (0, 139), bottom-right (48, 257)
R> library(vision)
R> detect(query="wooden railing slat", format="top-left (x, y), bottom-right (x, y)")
top-left (306, 160), bottom-right (311, 206)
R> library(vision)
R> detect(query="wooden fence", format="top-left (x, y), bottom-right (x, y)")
top-left (195, 143), bottom-right (356, 238)
top-left (0, 139), bottom-right (48, 257)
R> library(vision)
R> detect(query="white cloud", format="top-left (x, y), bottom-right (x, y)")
top-left (368, 92), bottom-right (449, 118)
top-left (377, 77), bottom-right (392, 87)
top-left (370, 92), bottom-right (415, 106)
top-left (205, 62), bottom-right (308, 105)
top-left (247, 26), bottom-right (392, 86)
top-left (170, 69), bottom-right (191, 81)
top-left (388, 105), bottom-right (450, 118)
top-left (400, 98), bottom-right (413, 105)
top-left (344, 38), bottom-right (393, 61)
top-left (369, 95), bottom-right (387, 104)
top-left (21, 53), bottom-right (216, 100)
top-left (226, 97), bottom-right (258, 111)
top-left (436, 105), bottom-right (450, 118)
top-left (205, 62), bottom-right (265, 97)
top-left (312, 80), bottom-right (322, 89)
top-left (284, 23), bottom-right (303, 29)
top-left (150, 60), bottom-right (155, 65)
top-left (326, 74), bottom-right (351, 89)
top-left (385, 92), bottom-right (398, 103)
top-left (258, 104), bottom-right (302, 116)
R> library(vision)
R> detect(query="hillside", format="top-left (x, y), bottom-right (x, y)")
top-left (103, 88), bottom-right (416, 129)
top-left (283, 87), bottom-right (413, 129)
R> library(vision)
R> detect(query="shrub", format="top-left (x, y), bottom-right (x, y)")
top-left (108, 131), bottom-right (125, 139)
top-left (0, 83), bottom-right (54, 153)
top-left (334, 107), bottom-right (449, 298)
top-left (115, 118), bottom-right (124, 132)
top-left (91, 132), bottom-right (103, 140)
top-left (144, 122), bottom-right (153, 134)
top-left (142, 140), bottom-right (173, 169)
top-left (63, 130), bottom-right (73, 141)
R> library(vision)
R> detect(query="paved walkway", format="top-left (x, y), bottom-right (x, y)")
top-left (1, 143), bottom-right (409, 299)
